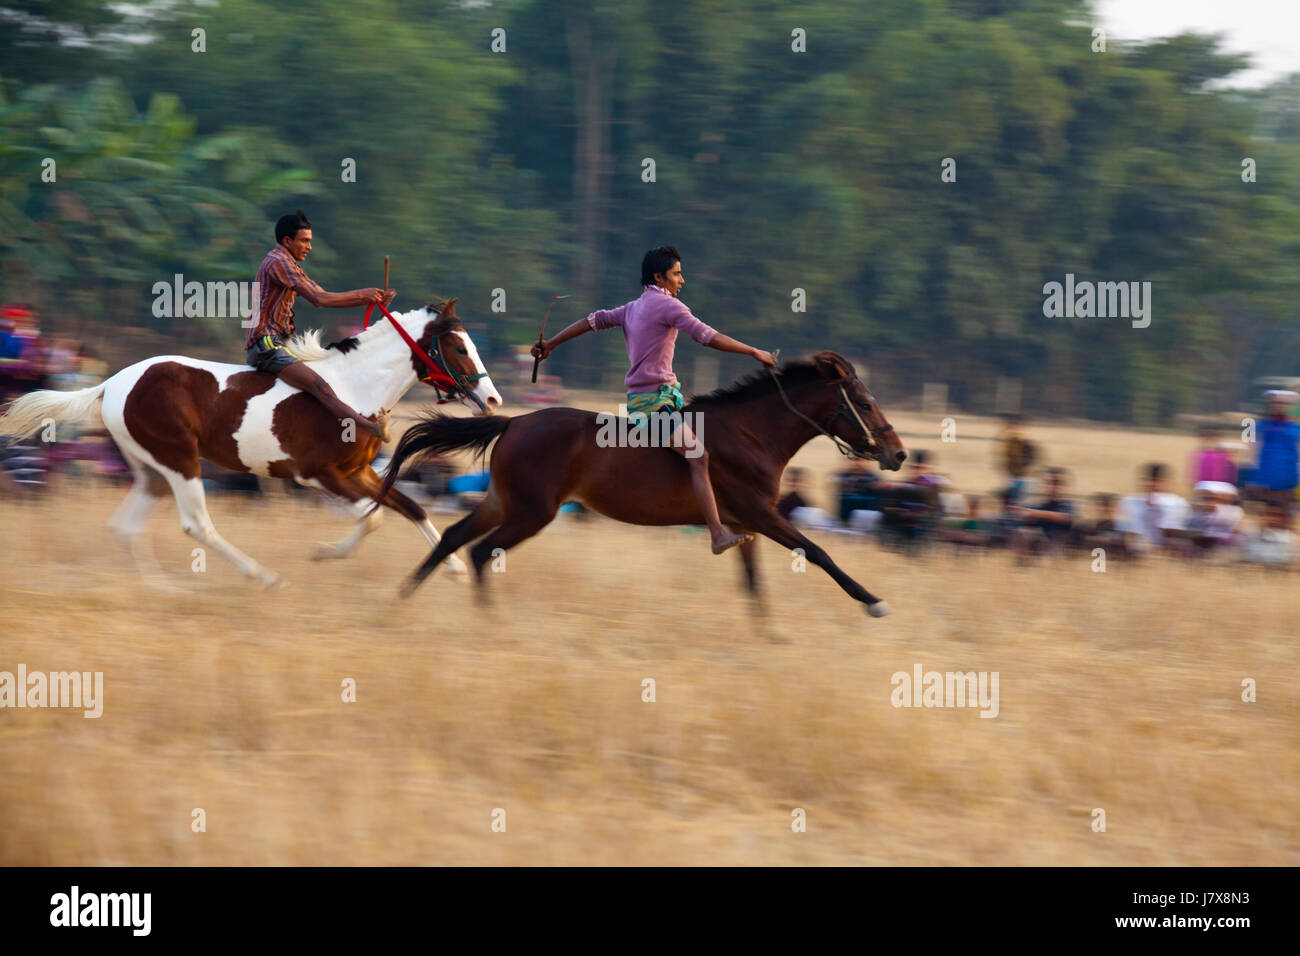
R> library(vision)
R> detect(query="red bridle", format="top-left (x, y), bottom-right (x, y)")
top-left (362, 302), bottom-right (461, 399)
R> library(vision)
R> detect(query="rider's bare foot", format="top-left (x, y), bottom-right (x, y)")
top-left (711, 531), bottom-right (753, 555)
top-left (361, 408), bottom-right (392, 443)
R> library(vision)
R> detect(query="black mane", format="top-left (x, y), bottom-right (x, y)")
top-left (685, 358), bottom-right (827, 409)
top-left (326, 335), bottom-right (361, 354)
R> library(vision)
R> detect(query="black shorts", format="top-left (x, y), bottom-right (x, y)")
top-left (246, 334), bottom-right (301, 374)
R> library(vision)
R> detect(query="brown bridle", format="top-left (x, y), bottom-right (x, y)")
top-left (767, 367), bottom-right (895, 460)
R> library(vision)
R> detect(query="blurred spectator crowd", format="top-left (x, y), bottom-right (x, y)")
top-left (779, 398), bottom-right (1300, 570)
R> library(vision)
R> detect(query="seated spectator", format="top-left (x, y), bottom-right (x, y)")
top-left (876, 450), bottom-right (943, 548)
top-left (1117, 463), bottom-right (1189, 554)
top-left (781, 469), bottom-right (841, 530)
top-left (936, 494), bottom-right (997, 548)
top-left (778, 467), bottom-right (810, 520)
top-left (1071, 492), bottom-right (1130, 558)
top-left (1239, 502), bottom-right (1296, 568)
top-left (1166, 486), bottom-right (1240, 558)
top-left (835, 457), bottom-right (882, 524)
top-left (1009, 466), bottom-right (1075, 558)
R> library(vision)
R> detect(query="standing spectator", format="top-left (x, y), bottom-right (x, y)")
top-left (1187, 424), bottom-right (1236, 488)
top-left (994, 413), bottom-right (1036, 504)
top-left (1247, 390), bottom-right (1300, 515)
top-left (1240, 503), bottom-right (1296, 568)
top-left (1117, 463), bottom-right (1189, 554)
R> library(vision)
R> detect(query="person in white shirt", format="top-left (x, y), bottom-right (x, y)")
top-left (1117, 462), bottom-right (1189, 554)
top-left (1240, 502), bottom-right (1296, 568)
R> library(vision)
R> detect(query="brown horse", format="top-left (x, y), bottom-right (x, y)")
top-left (379, 351), bottom-right (908, 616)
top-left (0, 299), bottom-right (502, 587)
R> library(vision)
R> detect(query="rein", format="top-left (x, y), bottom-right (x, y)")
top-left (766, 367), bottom-right (893, 459)
top-left (362, 302), bottom-right (486, 407)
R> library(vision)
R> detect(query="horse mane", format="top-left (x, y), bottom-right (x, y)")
top-left (283, 304), bottom-right (463, 362)
top-left (685, 357), bottom-right (832, 409)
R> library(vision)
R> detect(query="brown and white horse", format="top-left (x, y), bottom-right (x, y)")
top-left (0, 300), bottom-right (502, 587)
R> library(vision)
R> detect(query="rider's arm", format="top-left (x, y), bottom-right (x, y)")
top-left (269, 258), bottom-right (390, 308)
top-left (707, 333), bottom-right (777, 368)
top-left (536, 318), bottom-right (593, 357)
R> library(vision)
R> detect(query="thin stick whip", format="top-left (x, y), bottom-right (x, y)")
top-left (531, 294), bottom-right (570, 384)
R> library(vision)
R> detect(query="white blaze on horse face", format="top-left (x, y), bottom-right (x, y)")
top-left (454, 329), bottom-right (502, 412)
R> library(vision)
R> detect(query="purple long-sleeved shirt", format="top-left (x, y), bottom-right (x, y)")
top-left (587, 285), bottom-right (717, 393)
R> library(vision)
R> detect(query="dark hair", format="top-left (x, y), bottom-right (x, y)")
top-left (641, 246), bottom-right (681, 286)
top-left (276, 210), bottom-right (312, 244)
top-left (1143, 463), bottom-right (1166, 482)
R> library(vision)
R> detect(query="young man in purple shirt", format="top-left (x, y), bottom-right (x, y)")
top-left (531, 246), bottom-right (776, 554)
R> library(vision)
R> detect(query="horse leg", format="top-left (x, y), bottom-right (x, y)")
top-left (311, 495), bottom-right (384, 561)
top-left (159, 469), bottom-right (282, 589)
top-left (737, 534), bottom-right (768, 612)
top-left (738, 506), bottom-right (891, 617)
top-left (108, 452), bottom-right (170, 584)
top-left (332, 466), bottom-right (469, 575)
top-left (466, 506), bottom-right (556, 588)
top-left (400, 501), bottom-right (502, 598)
top-left (736, 534), bottom-right (786, 643)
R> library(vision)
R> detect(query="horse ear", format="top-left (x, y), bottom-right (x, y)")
top-left (443, 297), bottom-right (458, 315)
top-left (813, 351), bottom-right (851, 383)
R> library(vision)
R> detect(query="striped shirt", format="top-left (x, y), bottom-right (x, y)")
top-left (244, 246), bottom-right (327, 349)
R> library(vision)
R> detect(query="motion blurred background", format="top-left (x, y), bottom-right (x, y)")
top-left (1, 0), bottom-right (1298, 419)
top-left (1, 1), bottom-right (1298, 866)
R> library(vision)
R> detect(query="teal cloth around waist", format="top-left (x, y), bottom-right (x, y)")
top-left (627, 382), bottom-right (684, 415)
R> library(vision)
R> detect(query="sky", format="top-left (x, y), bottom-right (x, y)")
top-left (1094, 0), bottom-right (1300, 87)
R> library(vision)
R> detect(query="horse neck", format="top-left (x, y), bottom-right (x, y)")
top-left (704, 385), bottom-right (826, 468)
top-left (314, 323), bottom-right (418, 413)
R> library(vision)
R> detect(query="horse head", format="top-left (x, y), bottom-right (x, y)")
top-left (807, 351), bottom-right (907, 471)
top-left (403, 298), bottom-right (502, 415)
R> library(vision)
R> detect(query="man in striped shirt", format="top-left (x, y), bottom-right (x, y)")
top-left (245, 210), bottom-right (394, 440)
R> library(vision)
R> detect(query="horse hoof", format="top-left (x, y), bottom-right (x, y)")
top-left (310, 543), bottom-right (340, 561)
top-left (866, 601), bottom-right (891, 618)
top-left (259, 571), bottom-right (285, 591)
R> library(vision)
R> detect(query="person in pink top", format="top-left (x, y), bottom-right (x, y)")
top-left (531, 246), bottom-right (776, 554)
top-left (1187, 424), bottom-right (1236, 488)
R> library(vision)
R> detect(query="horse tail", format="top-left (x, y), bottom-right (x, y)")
top-left (0, 382), bottom-right (107, 439)
top-left (376, 411), bottom-right (511, 503)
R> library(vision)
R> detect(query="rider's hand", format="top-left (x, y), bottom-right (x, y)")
top-left (360, 287), bottom-right (385, 304)
top-left (530, 339), bottom-right (553, 361)
top-left (381, 288), bottom-right (397, 307)
top-left (753, 348), bottom-right (777, 369)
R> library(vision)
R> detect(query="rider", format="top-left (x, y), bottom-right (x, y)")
top-left (531, 246), bottom-right (776, 554)
top-left (245, 210), bottom-right (395, 440)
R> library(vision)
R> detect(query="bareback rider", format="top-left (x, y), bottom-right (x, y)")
top-left (245, 210), bottom-right (394, 441)
top-left (532, 246), bottom-right (776, 555)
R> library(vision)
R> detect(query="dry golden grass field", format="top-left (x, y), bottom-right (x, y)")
top-left (1, 398), bottom-right (1297, 865)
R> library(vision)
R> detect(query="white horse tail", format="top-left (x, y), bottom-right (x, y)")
top-left (0, 382), bottom-right (108, 439)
